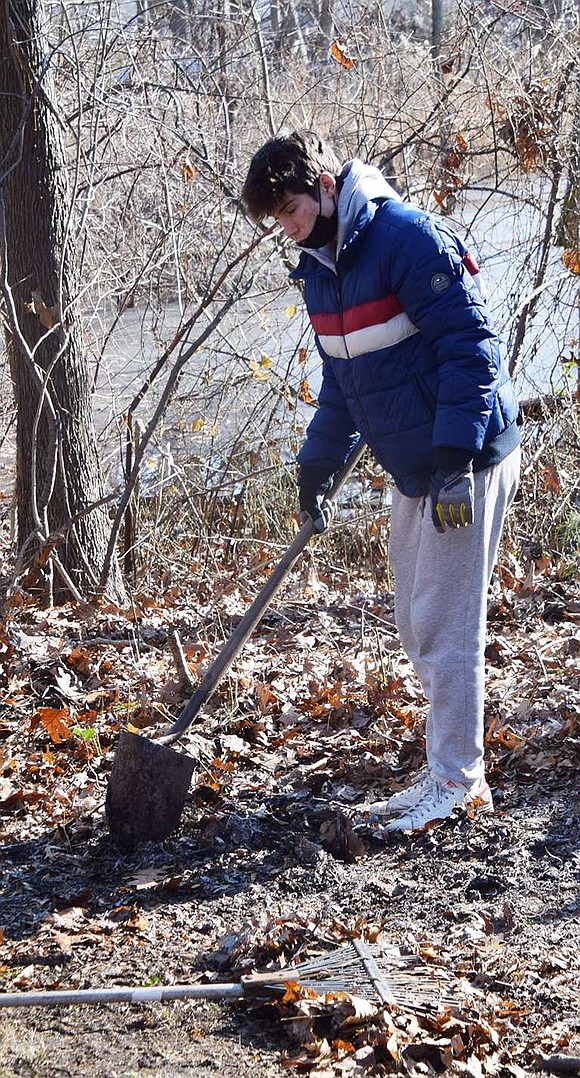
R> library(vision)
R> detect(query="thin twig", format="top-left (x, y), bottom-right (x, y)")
top-left (167, 628), bottom-right (196, 693)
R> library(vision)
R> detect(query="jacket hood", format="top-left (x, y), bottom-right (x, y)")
top-left (336, 159), bottom-right (402, 250)
top-left (294, 159), bottom-right (402, 273)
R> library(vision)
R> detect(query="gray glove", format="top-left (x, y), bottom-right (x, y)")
top-left (430, 464), bottom-right (474, 532)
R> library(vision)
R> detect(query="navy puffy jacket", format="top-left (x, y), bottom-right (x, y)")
top-left (293, 161), bottom-right (521, 498)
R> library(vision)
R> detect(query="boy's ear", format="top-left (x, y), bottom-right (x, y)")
top-left (319, 171), bottom-right (337, 197)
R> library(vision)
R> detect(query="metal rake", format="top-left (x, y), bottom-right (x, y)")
top-left (0, 938), bottom-right (459, 1012)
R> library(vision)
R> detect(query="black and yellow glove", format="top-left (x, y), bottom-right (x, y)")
top-left (430, 464), bottom-right (474, 532)
top-left (298, 464), bottom-right (335, 534)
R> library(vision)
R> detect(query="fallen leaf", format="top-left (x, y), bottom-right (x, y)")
top-left (330, 994), bottom-right (377, 1025)
top-left (53, 666), bottom-right (85, 702)
top-left (34, 707), bottom-right (72, 744)
top-left (0, 778), bottom-right (24, 811)
top-left (65, 647), bottom-right (92, 677)
top-left (542, 462), bottom-right (561, 495)
top-left (126, 866), bottom-right (172, 891)
top-left (255, 681), bottom-right (276, 715)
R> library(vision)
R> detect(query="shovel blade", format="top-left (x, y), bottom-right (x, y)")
top-left (105, 729), bottom-right (196, 848)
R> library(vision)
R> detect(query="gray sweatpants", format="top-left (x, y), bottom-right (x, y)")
top-left (389, 447), bottom-right (521, 786)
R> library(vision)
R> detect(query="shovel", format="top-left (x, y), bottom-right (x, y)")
top-left (105, 442), bottom-right (366, 847)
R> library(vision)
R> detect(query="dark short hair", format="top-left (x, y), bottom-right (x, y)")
top-left (241, 129), bottom-right (341, 222)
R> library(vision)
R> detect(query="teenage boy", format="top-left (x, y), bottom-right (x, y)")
top-left (241, 130), bottom-right (521, 832)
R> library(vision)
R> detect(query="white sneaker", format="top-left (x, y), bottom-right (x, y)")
top-left (384, 775), bottom-right (494, 832)
top-left (363, 769), bottom-right (432, 817)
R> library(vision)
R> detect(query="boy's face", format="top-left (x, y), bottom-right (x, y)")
top-left (273, 173), bottom-right (336, 244)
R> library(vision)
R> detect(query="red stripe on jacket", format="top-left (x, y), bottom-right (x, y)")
top-left (310, 294), bottom-right (404, 337)
top-left (312, 256), bottom-right (478, 339)
top-left (463, 251), bottom-right (480, 276)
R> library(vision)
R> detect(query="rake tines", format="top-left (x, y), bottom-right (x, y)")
top-left (242, 938), bottom-right (459, 1013)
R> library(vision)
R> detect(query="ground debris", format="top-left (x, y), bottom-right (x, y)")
top-left (0, 568), bottom-right (578, 1075)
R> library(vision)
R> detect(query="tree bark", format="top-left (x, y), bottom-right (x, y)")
top-left (0, 0), bottom-right (125, 603)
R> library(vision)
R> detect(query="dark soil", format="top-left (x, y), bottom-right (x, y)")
top-left (1, 572), bottom-right (579, 1077)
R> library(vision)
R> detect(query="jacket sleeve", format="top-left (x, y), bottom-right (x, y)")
top-left (297, 355), bottom-right (360, 477)
top-left (387, 214), bottom-right (502, 456)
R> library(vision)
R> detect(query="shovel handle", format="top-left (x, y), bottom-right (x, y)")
top-left (159, 440), bottom-right (366, 743)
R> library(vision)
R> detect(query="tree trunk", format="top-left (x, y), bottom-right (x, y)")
top-left (431, 0), bottom-right (444, 61)
top-left (0, 0), bottom-right (125, 604)
top-left (556, 63), bottom-right (579, 251)
top-left (315, 0), bottom-right (334, 60)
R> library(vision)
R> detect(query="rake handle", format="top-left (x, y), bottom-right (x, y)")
top-left (0, 983), bottom-right (244, 1009)
top-left (0, 971), bottom-right (306, 1009)
top-left (159, 440), bottom-right (366, 744)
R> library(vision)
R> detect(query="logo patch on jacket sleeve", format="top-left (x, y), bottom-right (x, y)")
top-left (431, 272), bottom-right (451, 294)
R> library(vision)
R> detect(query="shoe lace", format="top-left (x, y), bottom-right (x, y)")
top-left (411, 777), bottom-right (449, 811)
top-left (408, 768), bottom-right (430, 789)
